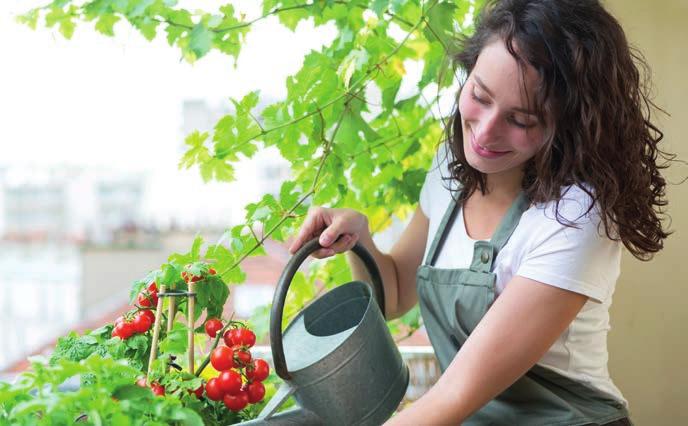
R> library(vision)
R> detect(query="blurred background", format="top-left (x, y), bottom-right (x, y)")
top-left (0, 0), bottom-right (686, 424)
top-left (0, 0), bottom-right (307, 372)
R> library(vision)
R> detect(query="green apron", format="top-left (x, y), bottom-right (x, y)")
top-left (416, 190), bottom-right (630, 425)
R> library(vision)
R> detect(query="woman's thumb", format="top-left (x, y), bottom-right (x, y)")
top-left (318, 226), bottom-right (338, 246)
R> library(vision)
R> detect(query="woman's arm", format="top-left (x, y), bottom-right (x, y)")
top-left (385, 276), bottom-right (588, 425)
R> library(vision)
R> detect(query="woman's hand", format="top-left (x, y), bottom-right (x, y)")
top-left (288, 206), bottom-right (369, 258)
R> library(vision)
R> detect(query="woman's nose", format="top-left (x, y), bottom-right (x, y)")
top-left (473, 110), bottom-right (501, 145)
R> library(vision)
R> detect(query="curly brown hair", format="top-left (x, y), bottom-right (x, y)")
top-left (444, 0), bottom-right (673, 260)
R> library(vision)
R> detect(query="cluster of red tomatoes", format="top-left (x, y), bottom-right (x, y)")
top-left (204, 319), bottom-right (270, 412)
top-left (111, 265), bottom-right (217, 340)
top-left (111, 281), bottom-right (158, 339)
top-left (182, 266), bottom-right (216, 283)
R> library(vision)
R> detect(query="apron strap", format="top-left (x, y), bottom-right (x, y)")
top-left (425, 189), bottom-right (530, 270)
top-left (488, 191), bottom-right (530, 254)
top-left (424, 192), bottom-right (461, 267)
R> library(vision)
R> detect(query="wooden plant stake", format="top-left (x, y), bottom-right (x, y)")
top-left (187, 281), bottom-right (196, 374)
top-left (166, 283), bottom-right (176, 373)
top-left (167, 282), bottom-right (176, 333)
top-left (147, 284), bottom-right (166, 385)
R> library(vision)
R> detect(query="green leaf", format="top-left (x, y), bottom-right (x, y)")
top-left (424, 2), bottom-right (457, 49)
top-left (131, 16), bottom-right (159, 41)
top-left (337, 49), bottom-right (369, 89)
top-left (179, 131), bottom-right (210, 169)
top-left (190, 235), bottom-right (203, 261)
top-left (95, 13), bottom-right (120, 36)
top-left (199, 157), bottom-right (235, 182)
top-left (112, 384), bottom-right (154, 401)
top-left (278, 7), bottom-right (311, 31)
top-left (16, 9), bottom-right (39, 29)
top-left (50, 332), bottom-right (99, 363)
top-left (188, 23), bottom-right (213, 59)
top-left (128, 0), bottom-right (154, 18)
top-left (372, 0), bottom-right (390, 18)
top-left (159, 322), bottom-right (188, 354)
top-left (166, 407), bottom-right (204, 426)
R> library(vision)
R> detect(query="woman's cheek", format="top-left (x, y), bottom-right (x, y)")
top-left (458, 88), bottom-right (481, 122)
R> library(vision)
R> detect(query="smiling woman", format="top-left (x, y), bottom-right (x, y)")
top-left (288, 0), bottom-right (676, 425)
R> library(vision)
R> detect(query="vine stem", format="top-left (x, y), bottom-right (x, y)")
top-left (194, 314), bottom-right (234, 377)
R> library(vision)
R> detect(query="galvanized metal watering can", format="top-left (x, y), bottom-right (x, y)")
top-left (240, 238), bottom-right (409, 425)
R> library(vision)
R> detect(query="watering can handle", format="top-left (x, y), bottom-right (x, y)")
top-left (270, 237), bottom-right (386, 381)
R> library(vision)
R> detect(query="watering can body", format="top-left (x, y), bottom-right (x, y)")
top-left (240, 239), bottom-right (409, 425)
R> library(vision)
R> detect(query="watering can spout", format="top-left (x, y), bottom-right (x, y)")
top-left (237, 382), bottom-right (323, 425)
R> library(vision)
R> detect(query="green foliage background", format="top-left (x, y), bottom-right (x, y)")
top-left (2, 0), bottom-right (486, 424)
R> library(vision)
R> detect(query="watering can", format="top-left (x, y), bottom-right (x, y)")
top-left (239, 238), bottom-right (409, 425)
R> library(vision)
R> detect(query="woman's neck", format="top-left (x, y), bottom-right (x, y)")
top-left (477, 170), bottom-right (524, 205)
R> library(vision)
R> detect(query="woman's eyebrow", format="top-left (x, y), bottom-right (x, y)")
top-left (474, 74), bottom-right (537, 116)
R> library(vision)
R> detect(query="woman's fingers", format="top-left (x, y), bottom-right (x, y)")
top-left (289, 208), bottom-right (327, 254)
top-left (288, 207), bottom-right (363, 259)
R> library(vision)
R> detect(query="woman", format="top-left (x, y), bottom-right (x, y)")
top-left (288, 0), bottom-right (671, 424)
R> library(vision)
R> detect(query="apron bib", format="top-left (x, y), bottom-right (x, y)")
top-left (416, 190), bottom-right (629, 425)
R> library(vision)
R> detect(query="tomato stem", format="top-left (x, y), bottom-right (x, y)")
top-left (194, 320), bottom-right (232, 377)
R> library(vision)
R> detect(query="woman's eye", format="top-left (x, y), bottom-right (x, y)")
top-left (471, 91), bottom-right (489, 105)
top-left (509, 117), bottom-right (533, 129)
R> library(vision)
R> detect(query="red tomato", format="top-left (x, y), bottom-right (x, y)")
top-left (204, 318), bottom-right (223, 338)
top-left (223, 328), bottom-right (240, 347)
top-left (218, 370), bottom-right (242, 395)
top-left (137, 289), bottom-right (158, 306)
top-left (147, 281), bottom-right (158, 293)
top-left (223, 390), bottom-right (249, 412)
top-left (113, 321), bottom-right (133, 339)
top-left (245, 359), bottom-right (270, 382)
top-left (208, 268), bottom-right (216, 275)
top-left (205, 378), bottom-right (224, 401)
top-left (140, 309), bottom-right (156, 324)
top-left (120, 321), bottom-right (135, 339)
top-left (190, 275), bottom-right (202, 282)
top-left (190, 383), bottom-right (204, 398)
top-left (236, 328), bottom-right (256, 348)
top-left (210, 346), bottom-right (234, 371)
top-left (232, 345), bottom-right (252, 367)
top-left (246, 381), bottom-right (265, 404)
top-left (151, 383), bottom-right (165, 396)
top-left (132, 311), bottom-right (153, 333)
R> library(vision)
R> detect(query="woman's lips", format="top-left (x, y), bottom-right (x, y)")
top-left (470, 133), bottom-right (510, 159)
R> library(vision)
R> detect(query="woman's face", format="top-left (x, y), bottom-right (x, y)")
top-left (458, 39), bottom-right (546, 182)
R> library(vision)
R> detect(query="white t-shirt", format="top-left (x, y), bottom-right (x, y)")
top-left (418, 146), bottom-right (627, 407)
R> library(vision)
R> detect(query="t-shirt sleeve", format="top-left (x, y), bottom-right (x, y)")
top-left (516, 188), bottom-right (621, 304)
top-left (419, 148), bottom-right (441, 216)
top-left (420, 144), bottom-right (455, 216)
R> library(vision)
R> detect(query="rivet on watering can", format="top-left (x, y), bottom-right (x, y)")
top-left (481, 251), bottom-right (490, 263)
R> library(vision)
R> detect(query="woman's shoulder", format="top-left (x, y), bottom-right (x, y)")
top-left (528, 183), bottom-right (601, 227)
